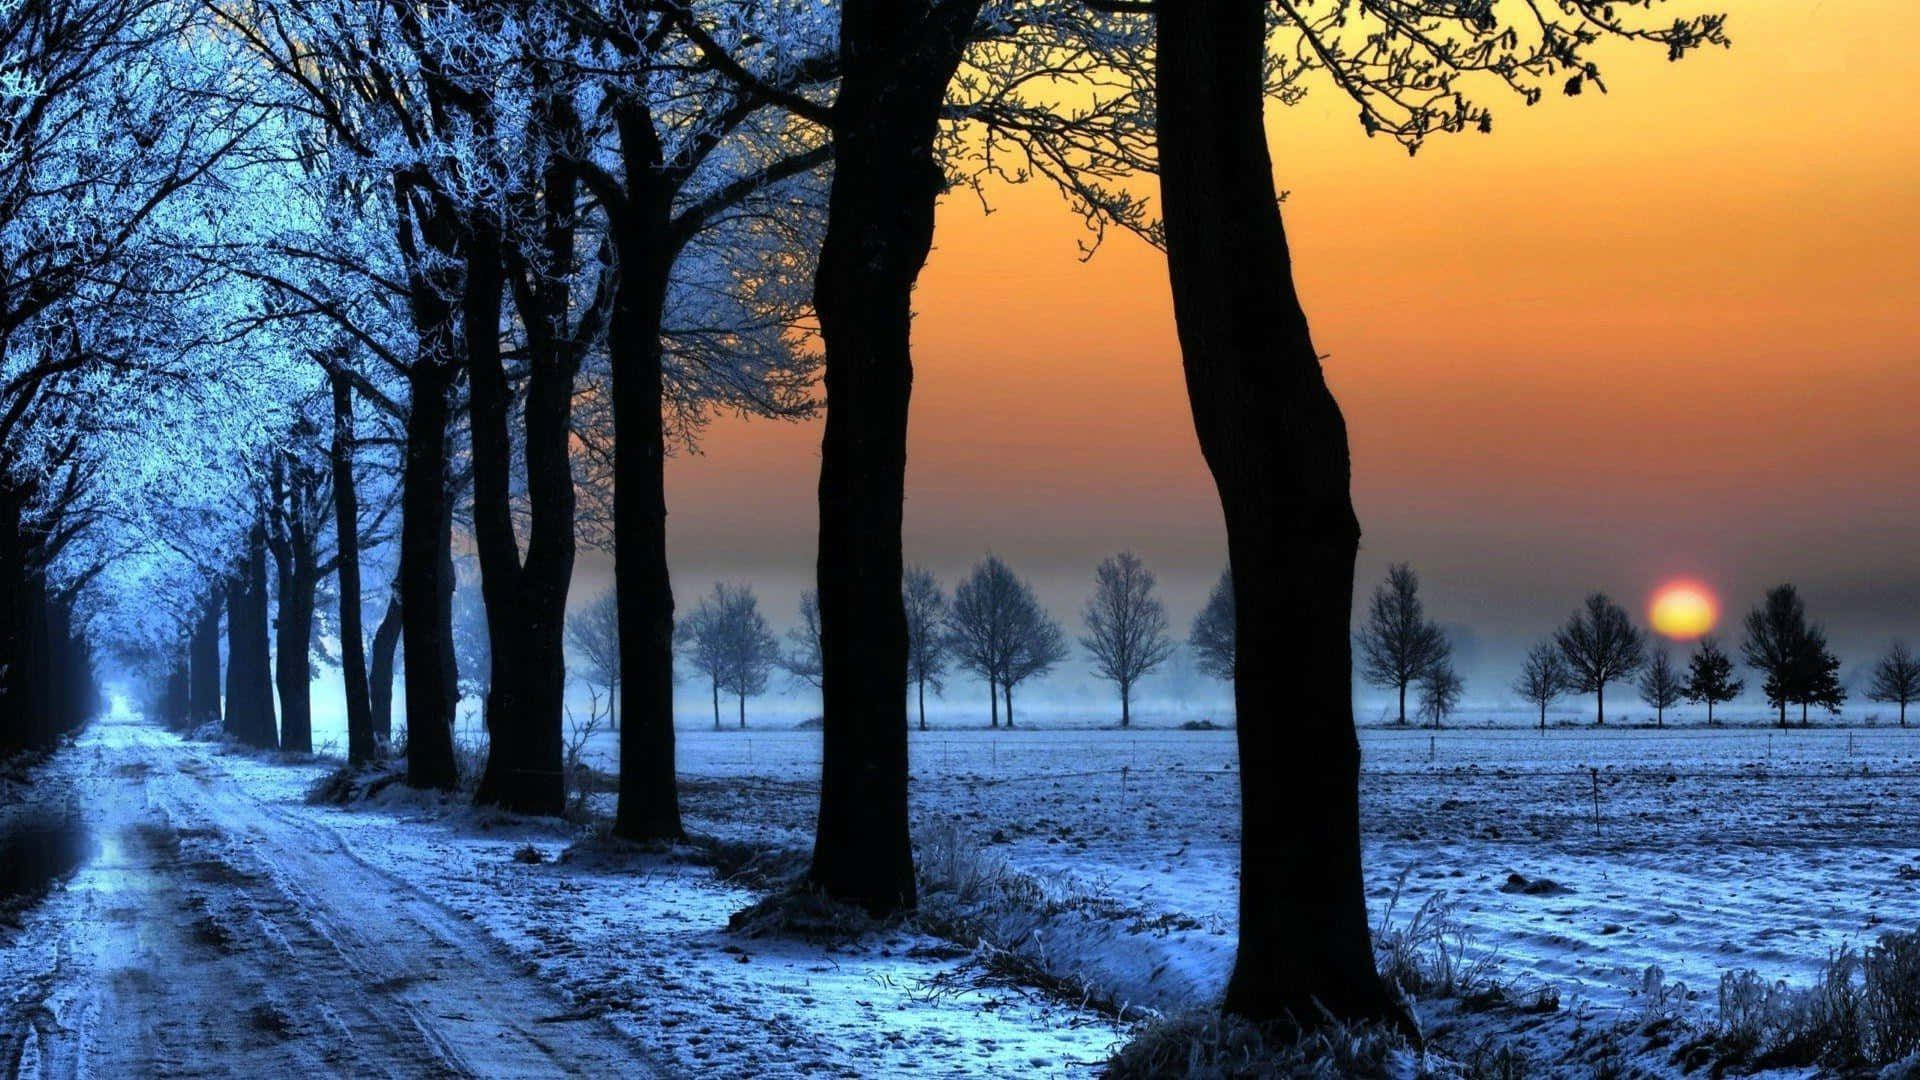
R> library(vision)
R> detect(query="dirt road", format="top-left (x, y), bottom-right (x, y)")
top-left (0, 717), bottom-right (652, 1078)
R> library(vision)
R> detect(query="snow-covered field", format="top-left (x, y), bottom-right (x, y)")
top-left (6, 715), bottom-right (1917, 1075)
top-left (653, 723), bottom-right (1920, 1020)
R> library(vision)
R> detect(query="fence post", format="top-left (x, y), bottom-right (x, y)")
top-left (1589, 767), bottom-right (1601, 827)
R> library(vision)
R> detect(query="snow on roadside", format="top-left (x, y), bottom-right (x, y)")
top-left (204, 748), bottom-right (1130, 1077)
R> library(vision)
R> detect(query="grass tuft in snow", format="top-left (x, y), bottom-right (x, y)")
top-left (1677, 929), bottom-right (1920, 1072)
top-left (1102, 1009), bottom-right (1410, 1079)
top-left (1373, 871), bottom-right (1507, 1006)
top-left (726, 883), bottom-right (879, 941)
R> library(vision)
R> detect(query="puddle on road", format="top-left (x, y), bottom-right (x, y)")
top-left (0, 813), bottom-right (95, 913)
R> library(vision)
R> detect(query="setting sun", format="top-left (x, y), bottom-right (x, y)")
top-left (1649, 580), bottom-right (1720, 639)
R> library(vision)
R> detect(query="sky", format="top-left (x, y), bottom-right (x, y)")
top-left (635, 2), bottom-right (1919, 713)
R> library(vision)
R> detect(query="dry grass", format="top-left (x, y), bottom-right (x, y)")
top-left (1103, 1010), bottom-right (1409, 1079)
top-left (1681, 929), bottom-right (1920, 1072)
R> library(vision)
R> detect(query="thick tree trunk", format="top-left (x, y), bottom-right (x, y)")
top-left (0, 482), bottom-right (40, 752)
top-left (161, 648), bottom-right (191, 730)
top-left (609, 189), bottom-right (685, 842)
top-left (369, 590), bottom-right (402, 746)
top-left (806, 1), bottom-right (981, 917)
top-left (738, 693), bottom-right (746, 729)
top-left (188, 587), bottom-right (223, 729)
top-left (470, 213), bottom-right (574, 818)
top-left (712, 680), bottom-right (720, 731)
top-left (273, 563), bottom-right (316, 754)
top-left (1156, 0), bottom-right (1408, 1033)
top-left (401, 361), bottom-right (459, 788)
top-left (917, 678), bottom-right (927, 732)
top-left (1596, 684), bottom-right (1606, 725)
top-left (1398, 683), bottom-right (1407, 725)
top-left (1121, 682), bottom-right (1131, 729)
top-left (225, 514), bottom-right (278, 750)
top-left (330, 373), bottom-right (376, 766)
top-left (989, 682), bottom-right (999, 728)
top-left (1003, 682), bottom-right (1014, 728)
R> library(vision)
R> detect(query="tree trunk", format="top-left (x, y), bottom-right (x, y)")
top-left (806, 1), bottom-right (981, 918)
top-left (609, 177), bottom-right (685, 842)
top-left (738, 692), bottom-right (746, 729)
top-left (330, 373), bottom-right (376, 766)
top-left (712, 679), bottom-right (720, 731)
top-left (188, 586), bottom-right (223, 729)
top-left (400, 361), bottom-right (459, 788)
top-left (1121, 681), bottom-right (1131, 729)
top-left (989, 682), bottom-right (998, 728)
top-left (469, 211), bottom-right (574, 818)
top-left (1539, 702), bottom-right (1547, 732)
top-left (273, 561), bottom-right (316, 754)
top-left (1397, 682), bottom-right (1407, 725)
top-left (225, 513), bottom-right (278, 750)
top-left (268, 456), bottom-right (322, 756)
top-left (1156, 0), bottom-right (1408, 1033)
top-left (1596, 683), bottom-right (1606, 726)
top-left (917, 677), bottom-right (926, 732)
top-left (1003, 682), bottom-right (1014, 728)
top-left (369, 588), bottom-right (402, 746)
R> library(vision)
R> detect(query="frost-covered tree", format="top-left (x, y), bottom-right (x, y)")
top-left (1512, 642), bottom-right (1570, 731)
top-left (1866, 641), bottom-right (1919, 727)
top-left (1683, 636), bottom-right (1743, 726)
top-left (1148, 0), bottom-right (1726, 1036)
top-left (1637, 648), bottom-right (1684, 727)
top-left (1080, 551), bottom-right (1174, 728)
top-left (1555, 593), bottom-right (1647, 725)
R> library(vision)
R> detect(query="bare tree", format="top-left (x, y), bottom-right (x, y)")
top-left (903, 566), bottom-right (948, 731)
top-left (1080, 552), bottom-right (1175, 728)
top-left (1188, 568), bottom-right (1235, 682)
top-left (1637, 648), bottom-right (1684, 727)
top-left (1416, 662), bottom-right (1463, 729)
top-left (1683, 636), bottom-right (1743, 725)
top-left (947, 556), bottom-right (1023, 729)
top-left (566, 588), bottom-right (621, 732)
top-left (781, 590), bottom-right (824, 690)
top-left (1867, 641), bottom-right (1919, 727)
top-left (1555, 593), bottom-right (1646, 725)
top-left (1355, 564), bottom-right (1449, 725)
top-left (947, 555), bottom-right (1060, 728)
top-left (679, 583), bottom-right (779, 730)
top-left (1512, 642), bottom-right (1570, 731)
top-left (1003, 598), bottom-right (1068, 729)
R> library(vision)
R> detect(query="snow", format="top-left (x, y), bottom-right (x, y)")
top-left (6, 716), bottom-right (1916, 1075)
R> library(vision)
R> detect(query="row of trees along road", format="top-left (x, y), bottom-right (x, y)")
top-left (4, 0), bottom-right (1738, 1041)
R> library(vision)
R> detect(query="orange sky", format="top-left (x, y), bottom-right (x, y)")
top-left (660, 2), bottom-right (1920, 683)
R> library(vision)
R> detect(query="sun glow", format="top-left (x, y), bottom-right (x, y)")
top-left (1649, 580), bottom-right (1719, 639)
